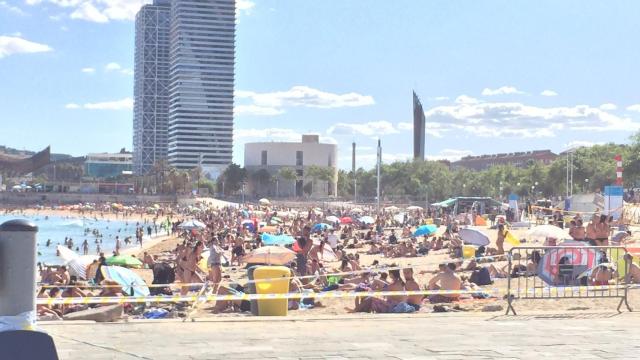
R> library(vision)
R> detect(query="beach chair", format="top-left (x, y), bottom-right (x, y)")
top-left (0, 330), bottom-right (59, 360)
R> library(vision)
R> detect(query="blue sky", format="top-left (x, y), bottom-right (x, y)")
top-left (1, 0), bottom-right (640, 169)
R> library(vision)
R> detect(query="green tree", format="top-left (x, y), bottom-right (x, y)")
top-left (278, 167), bottom-right (297, 197)
top-left (218, 163), bottom-right (246, 195)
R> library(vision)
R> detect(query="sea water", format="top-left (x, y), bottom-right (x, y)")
top-left (0, 214), bottom-right (164, 265)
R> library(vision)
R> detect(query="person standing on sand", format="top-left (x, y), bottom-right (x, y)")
top-left (295, 225), bottom-right (313, 276)
top-left (496, 224), bottom-right (506, 255)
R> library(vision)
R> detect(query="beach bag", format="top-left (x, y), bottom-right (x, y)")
top-left (470, 267), bottom-right (492, 286)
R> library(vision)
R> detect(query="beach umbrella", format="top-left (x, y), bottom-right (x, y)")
top-left (259, 198), bottom-right (271, 205)
top-left (526, 225), bottom-right (570, 242)
top-left (258, 225), bottom-right (278, 234)
top-left (414, 224), bottom-right (438, 237)
top-left (393, 213), bottom-right (406, 224)
top-left (611, 231), bottom-right (630, 244)
top-left (178, 219), bottom-right (206, 230)
top-left (101, 266), bottom-right (150, 297)
top-left (57, 245), bottom-right (96, 280)
top-left (340, 216), bottom-right (353, 224)
top-left (243, 246), bottom-right (296, 266)
top-left (384, 206), bottom-right (400, 212)
top-left (326, 215), bottom-right (340, 223)
top-left (261, 233), bottom-right (296, 246)
top-left (459, 228), bottom-right (491, 247)
top-left (312, 223), bottom-right (332, 232)
top-left (359, 216), bottom-right (375, 224)
top-left (105, 255), bottom-right (143, 268)
top-left (407, 205), bottom-right (423, 211)
top-left (537, 246), bottom-right (599, 286)
top-left (350, 208), bottom-right (364, 214)
top-left (311, 241), bottom-right (339, 261)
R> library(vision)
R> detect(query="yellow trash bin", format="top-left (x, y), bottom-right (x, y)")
top-left (462, 245), bottom-right (476, 259)
top-left (252, 266), bottom-right (291, 316)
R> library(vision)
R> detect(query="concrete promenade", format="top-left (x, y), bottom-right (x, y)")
top-left (43, 312), bottom-right (640, 359)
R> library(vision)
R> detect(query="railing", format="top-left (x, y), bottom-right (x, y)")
top-left (505, 245), bottom-right (633, 315)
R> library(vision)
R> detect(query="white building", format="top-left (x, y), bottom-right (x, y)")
top-left (244, 135), bottom-right (338, 198)
top-left (166, 0), bottom-right (235, 178)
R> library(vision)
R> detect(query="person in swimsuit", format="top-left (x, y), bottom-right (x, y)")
top-left (347, 269), bottom-right (407, 313)
top-left (208, 240), bottom-right (223, 292)
top-left (180, 241), bottom-right (204, 296)
top-left (585, 215), bottom-right (598, 246)
top-left (403, 268), bottom-right (422, 311)
top-left (595, 215), bottom-right (610, 246)
top-left (428, 263), bottom-right (462, 303)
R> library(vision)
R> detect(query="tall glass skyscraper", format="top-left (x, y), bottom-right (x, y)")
top-left (133, 0), bottom-right (235, 178)
top-left (412, 91), bottom-right (426, 160)
top-left (133, 0), bottom-right (171, 175)
top-left (167, 0), bottom-right (235, 178)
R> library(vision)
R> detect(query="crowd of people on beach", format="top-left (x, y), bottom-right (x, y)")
top-left (22, 198), bottom-right (639, 319)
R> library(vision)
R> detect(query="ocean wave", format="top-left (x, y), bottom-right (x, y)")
top-left (61, 219), bottom-right (84, 227)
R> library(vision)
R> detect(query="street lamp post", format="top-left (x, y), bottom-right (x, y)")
top-left (241, 182), bottom-right (245, 204)
top-left (584, 179), bottom-right (589, 193)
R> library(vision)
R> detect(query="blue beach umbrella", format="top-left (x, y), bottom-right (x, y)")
top-left (101, 266), bottom-right (150, 297)
top-left (413, 224), bottom-right (438, 237)
top-left (261, 233), bottom-right (296, 246)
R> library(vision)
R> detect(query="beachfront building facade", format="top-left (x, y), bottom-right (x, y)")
top-left (166, 0), bottom-right (235, 179)
top-left (84, 152), bottom-right (133, 179)
top-left (244, 135), bottom-right (338, 198)
top-left (133, 0), bottom-right (171, 175)
top-left (413, 91), bottom-right (426, 160)
top-left (451, 150), bottom-right (558, 171)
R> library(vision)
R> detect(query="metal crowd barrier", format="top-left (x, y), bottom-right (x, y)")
top-left (505, 245), bottom-right (633, 315)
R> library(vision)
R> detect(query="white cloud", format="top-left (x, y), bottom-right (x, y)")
top-left (236, 0), bottom-right (254, 15)
top-left (104, 62), bottom-right (132, 75)
top-left (234, 104), bottom-right (284, 116)
top-left (599, 103), bottom-right (617, 111)
top-left (70, 1), bottom-right (109, 23)
top-left (0, 1), bottom-right (27, 15)
top-left (540, 89), bottom-right (558, 97)
top-left (433, 96), bottom-right (449, 101)
top-left (396, 121), bottom-right (447, 138)
top-left (397, 122), bottom-right (413, 131)
top-left (81, 67), bottom-right (95, 73)
top-left (424, 100), bottom-right (640, 138)
top-left (105, 62), bottom-right (121, 71)
top-left (627, 104), bottom-right (640, 112)
top-left (564, 140), bottom-right (603, 150)
top-left (0, 35), bottom-right (52, 59)
top-left (65, 97), bottom-right (133, 110)
top-left (327, 121), bottom-right (398, 137)
top-left (235, 86), bottom-right (374, 116)
top-left (455, 95), bottom-right (480, 104)
top-left (28, 0), bottom-right (253, 23)
top-left (481, 86), bottom-right (525, 96)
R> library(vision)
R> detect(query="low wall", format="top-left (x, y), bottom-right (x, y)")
top-left (0, 192), bottom-right (177, 205)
